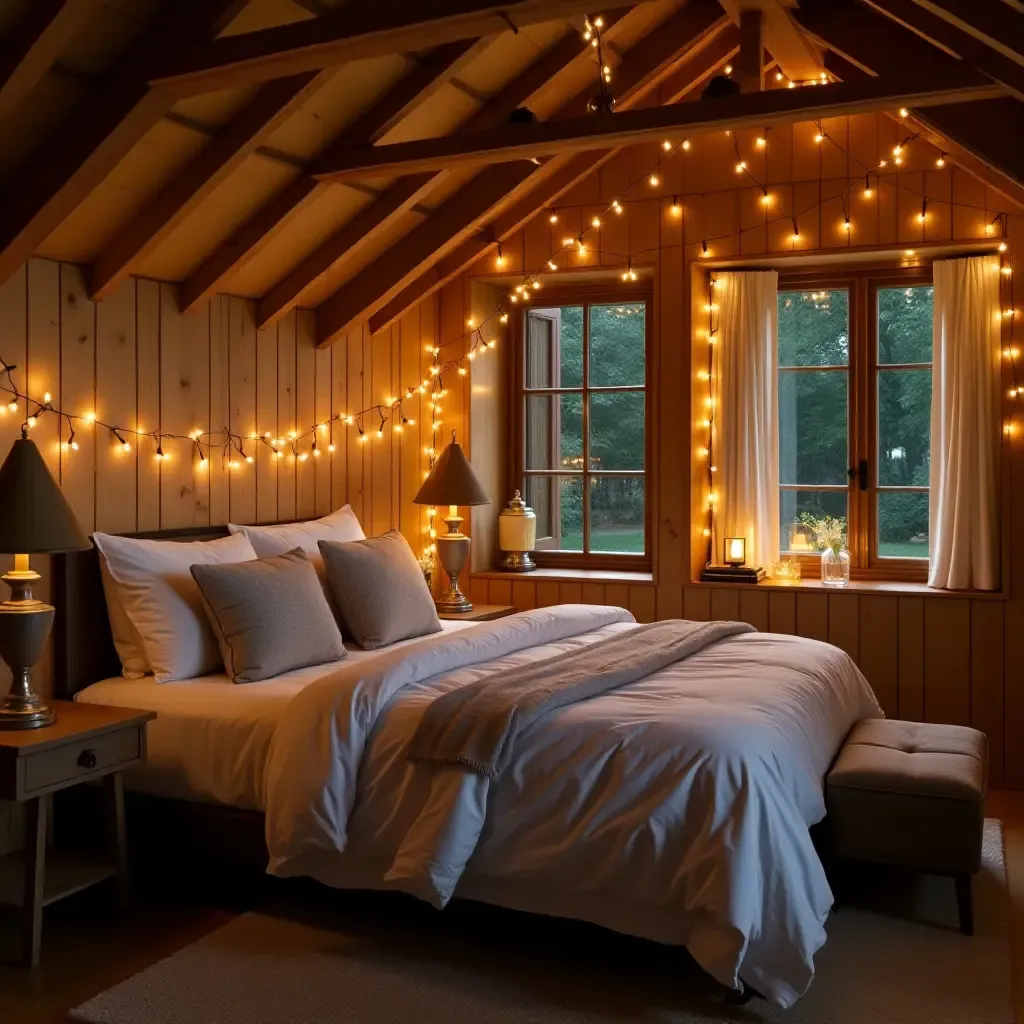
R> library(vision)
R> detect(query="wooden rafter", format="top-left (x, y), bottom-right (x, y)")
top-left (0, 0), bottom-right (104, 121)
top-left (253, 7), bottom-right (637, 329)
top-left (89, 72), bottom-right (332, 301)
top-left (314, 3), bottom-right (733, 345)
top-left (795, 0), bottom-right (1024, 203)
top-left (367, 30), bottom-right (738, 335)
top-left (716, 0), bottom-right (821, 81)
top-left (174, 39), bottom-right (484, 315)
top-left (146, 0), bottom-right (647, 98)
top-left (907, 0), bottom-right (1024, 65)
top-left (0, 0), bottom-right (248, 288)
top-left (312, 70), bottom-right (1001, 182)
top-left (865, 0), bottom-right (1024, 101)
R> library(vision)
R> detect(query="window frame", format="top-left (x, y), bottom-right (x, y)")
top-left (776, 264), bottom-right (934, 582)
top-left (513, 285), bottom-right (653, 572)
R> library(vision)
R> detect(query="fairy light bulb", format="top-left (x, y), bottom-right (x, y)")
top-left (26, 416), bottom-right (36, 428)
top-left (760, 191), bottom-right (772, 207)
top-left (466, 317), bottom-right (475, 329)
top-left (899, 107), bottom-right (909, 118)
top-left (814, 131), bottom-right (824, 144)
top-left (7, 400), bottom-right (16, 413)
top-left (43, 392), bottom-right (51, 403)
top-left (700, 241), bottom-right (710, 258)
top-left (648, 172), bottom-right (660, 187)
top-left (724, 64), bottom-right (733, 76)
top-left (735, 160), bottom-right (747, 172)
top-left (682, 139), bottom-right (691, 151)
top-left (1002, 265), bottom-right (1013, 276)
top-left (998, 241), bottom-right (1008, 253)
top-left (494, 243), bottom-right (506, 269)
top-left (547, 260), bottom-right (557, 271)
top-left (548, 212), bottom-right (558, 224)
top-left (661, 139), bottom-right (672, 152)
top-left (591, 215), bottom-right (601, 228)
top-left (936, 154), bottom-right (946, 168)
top-left (670, 196), bottom-right (682, 217)
top-left (499, 311), bottom-right (509, 325)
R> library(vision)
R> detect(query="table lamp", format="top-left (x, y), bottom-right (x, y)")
top-left (413, 431), bottom-right (490, 613)
top-left (0, 435), bottom-right (90, 729)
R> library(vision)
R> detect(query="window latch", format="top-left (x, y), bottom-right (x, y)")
top-left (847, 461), bottom-right (868, 491)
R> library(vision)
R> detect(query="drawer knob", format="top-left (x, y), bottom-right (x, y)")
top-left (77, 749), bottom-right (97, 770)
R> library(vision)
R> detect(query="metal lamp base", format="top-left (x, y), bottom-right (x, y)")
top-left (499, 551), bottom-right (536, 573)
top-left (0, 570), bottom-right (57, 730)
top-left (435, 573), bottom-right (473, 613)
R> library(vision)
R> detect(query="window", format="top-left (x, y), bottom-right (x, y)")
top-left (517, 293), bottom-right (650, 568)
top-left (777, 270), bottom-right (933, 579)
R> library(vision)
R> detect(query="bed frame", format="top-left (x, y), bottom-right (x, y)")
top-left (52, 525), bottom-right (269, 872)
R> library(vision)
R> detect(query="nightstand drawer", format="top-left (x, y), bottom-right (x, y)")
top-left (23, 727), bottom-right (140, 794)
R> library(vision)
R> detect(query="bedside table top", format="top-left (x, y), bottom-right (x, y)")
top-left (439, 604), bottom-right (517, 622)
top-left (0, 701), bottom-right (155, 756)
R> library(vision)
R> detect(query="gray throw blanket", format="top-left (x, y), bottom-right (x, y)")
top-left (408, 618), bottom-right (755, 779)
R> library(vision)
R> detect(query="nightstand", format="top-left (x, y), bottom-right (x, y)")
top-left (438, 604), bottom-right (517, 622)
top-left (0, 700), bottom-right (155, 967)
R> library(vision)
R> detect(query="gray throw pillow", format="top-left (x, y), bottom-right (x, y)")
top-left (190, 548), bottom-right (346, 683)
top-left (318, 531), bottom-right (441, 649)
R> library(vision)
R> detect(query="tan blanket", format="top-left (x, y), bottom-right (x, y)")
top-left (408, 618), bottom-right (755, 779)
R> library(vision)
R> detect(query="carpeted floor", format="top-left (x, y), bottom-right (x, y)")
top-left (71, 822), bottom-right (1013, 1024)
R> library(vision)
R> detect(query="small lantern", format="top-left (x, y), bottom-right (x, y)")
top-left (787, 519), bottom-right (816, 552)
top-left (724, 537), bottom-right (746, 566)
top-left (498, 490), bottom-right (537, 572)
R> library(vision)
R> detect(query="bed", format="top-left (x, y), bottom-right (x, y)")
top-left (54, 527), bottom-right (882, 1007)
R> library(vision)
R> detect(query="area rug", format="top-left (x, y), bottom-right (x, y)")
top-left (72, 821), bottom-right (1013, 1024)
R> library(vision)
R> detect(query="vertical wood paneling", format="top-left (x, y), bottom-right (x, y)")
top-left (488, 578), bottom-right (513, 606)
top-left (537, 580), bottom-right (560, 607)
top-left (683, 585), bottom-right (710, 621)
top-left (897, 597), bottom-right (925, 721)
top-left (796, 592), bottom-right (828, 641)
top-left (277, 312), bottom-right (296, 522)
top-left (738, 589), bottom-right (769, 631)
top-left (605, 583), bottom-right (630, 611)
top-left (971, 602), bottom-right (1004, 784)
top-left (295, 312), bottom-right (315, 520)
top-left (255, 322), bottom-right (278, 523)
top-left (859, 595), bottom-right (899, 716)
top-left (207, 295), bottom-right (229, 526)
top-left (227, 296), bottom-right (256, 524)
top-left (559, 582), bottom-right (582, 605)
top-left (709, 587), bottom-right (739, 621)
top-left (827, 593), bottom-right (859, 663)
top-left (312, 315), bottom-right (332, 516)
top-left (59, 264), bottom-right (94, 533)
top-left (924, 599), bottom-right (971, 725)
top-left (511, 578), bottom-right (536, 611)
top-left (768, 591), bottom-right (796, 634)
top-left (628, 585), bottom-right (655, 622)
top-left (27, 260), bottom-right (60, 490)
top-left (135, 279), bottom-right (160, 531)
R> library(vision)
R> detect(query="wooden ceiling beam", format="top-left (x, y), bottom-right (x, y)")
top-left (0, 0), bottom-right (248, 288)
top-left (366, 30), bottom-right (738, 335)
top-left (253, 6), bottom-right (642, 329)
top-left (906, 0), bottom-right (1024, 66)
top-left (315, 5), bottom-right (733, 345)
top-left (0, 0), bottom-right (104, 121)
top-left (716, 0), bottom-right (821, 81)
top-left (174, 38), bottom-right (483, 315)
top-left (865, 0), bottom-right (1024, 101)
top-left (796, 0), bottom-right (1024, 203)
top-left (313, 70), bottom-right (1002, 182)
top-left (88, 71), bottom-right (331, 301)
top-left (146, 0), bottom-right (646, 98)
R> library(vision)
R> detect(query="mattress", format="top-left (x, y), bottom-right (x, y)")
top-left (75, 622), bottom-right (475, 810)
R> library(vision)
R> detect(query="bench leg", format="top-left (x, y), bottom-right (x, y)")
top-left (955, 872), bottom-right (973, 936)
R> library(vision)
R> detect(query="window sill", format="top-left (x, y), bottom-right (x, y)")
top-left (474, 568), bottom-right (654, 584)
top-left (691, 577), bottom-right (1008, 600)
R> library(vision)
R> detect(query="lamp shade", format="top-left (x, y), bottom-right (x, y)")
top-left (0, 438), bottom-right (90, 553)
top-left (413, 433), bottom-right (490, 507)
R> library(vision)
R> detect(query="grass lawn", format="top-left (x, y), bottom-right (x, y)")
top-left (878, 541), bottom-right (928, 559)
top-left (558, 528), bottom-right (644, 554)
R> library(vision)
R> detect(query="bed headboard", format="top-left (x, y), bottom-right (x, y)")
top-left (52, 525), bottom-right (230, 699)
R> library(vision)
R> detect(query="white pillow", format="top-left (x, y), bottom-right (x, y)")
top-left (93, 532), bottom-right (258, 683)
top-left (98, 558), bottom-right (150, 679)
top-left (228, 507), bottom-right (365, 633)
top-left (227, 505), bottom-right (364, 562)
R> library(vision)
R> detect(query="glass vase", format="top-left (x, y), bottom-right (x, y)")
top-left (820, 547), bottom-right (851, 587)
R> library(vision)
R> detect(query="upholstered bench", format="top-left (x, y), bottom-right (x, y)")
top-left (825, 719), bottom-right (988, 934)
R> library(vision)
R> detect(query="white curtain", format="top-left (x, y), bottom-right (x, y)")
top-left (712, 271), bottom-right (779, 571)
top-left (929, 256), bottom-right (1001, 590)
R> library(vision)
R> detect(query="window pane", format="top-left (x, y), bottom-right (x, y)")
top-left (778, 289), bottom-right (849, 367)
top-left (590, 391), bottom-right (644, 471)
top-left (878, 491), bottom-right (929, 558)
top-left (525, 394), bottom-right (583, 471)
top-left (878, 369), bottom-right (931, 486)
top-left (589, 302), bottom-right (645, 386)
top-left (525, 475), bottom-right (583, 551)
top-left (780, 490), bottom-right (848, 553)
top-left (878, 285), bottom-right (933, 365)
top-left (525, 306), bottom-right (583, 388)
top-left (779, 371), bottom-right (848, 484)
top-left (589, 477), bottom-right (645, 553)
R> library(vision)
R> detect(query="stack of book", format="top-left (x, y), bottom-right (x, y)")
top-left (700, 564), bottom-right (766, 584)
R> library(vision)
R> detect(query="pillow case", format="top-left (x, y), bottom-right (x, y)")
top-left (97, 557), bottom-right (150, 679)
top-left (92, 531), bottom-right (258, 683)
top-left (228, 506), bottom-right (365, 627)
top-left (191, 548), bottom-right (345, 684)
top-left (318, 531), bottom-right (441, 650)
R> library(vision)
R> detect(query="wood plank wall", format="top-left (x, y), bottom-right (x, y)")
top-left (458, 113), bottom-right (1024, 787)
top-left (0, 258), bottom-right (448, 699)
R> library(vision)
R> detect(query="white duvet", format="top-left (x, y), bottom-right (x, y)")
top-left (265, 605), bottom-right (881, 1006)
